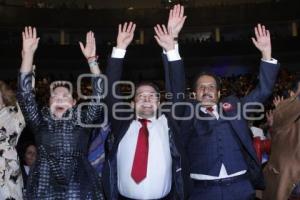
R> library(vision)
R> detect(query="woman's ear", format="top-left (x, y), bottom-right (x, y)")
top-left (130, 101), bottom-right (135, 108)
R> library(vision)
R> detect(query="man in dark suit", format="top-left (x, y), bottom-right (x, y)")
top-left (168, 24), bottom-right (280, 200)
top-left (102, 11), bottom-right (188, 199)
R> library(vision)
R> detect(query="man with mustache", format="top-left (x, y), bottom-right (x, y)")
top-left (171, 24), bottom-right (280, 199)
top-left (102, 5), bottom-right (188, 199)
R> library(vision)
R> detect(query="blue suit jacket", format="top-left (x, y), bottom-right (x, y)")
top-left (167, 59), bottom-right (280, 191)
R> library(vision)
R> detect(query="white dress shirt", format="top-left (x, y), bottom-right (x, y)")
top-left (112, 46), bottom-right (180, 198)
top-left (117, 115), bottom-right (172, 199)
top-left (112, 44), bottom-right (181, 61)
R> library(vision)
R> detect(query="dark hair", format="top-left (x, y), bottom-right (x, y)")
top-left (192, 72), bottom-right (222, 92)
top-left (134, 81), bottom-right (160, 98)
top-left (19, 141), bottom-right (36, 165)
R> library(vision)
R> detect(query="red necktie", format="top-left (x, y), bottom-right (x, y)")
top-left (131, 119), bottom-right (150, 183)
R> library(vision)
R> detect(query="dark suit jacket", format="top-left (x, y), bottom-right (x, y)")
top-left (169, 60), bottom-right (280, 191)
top-left (102, 55), bottom-right (188, 200)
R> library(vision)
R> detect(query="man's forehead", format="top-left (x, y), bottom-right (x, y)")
top-left (197, 81), bottom-right (217, 86)
top-left (136, 86), bottom-right (157, 93)
top-left (136, 91), bottom-right (157, 95)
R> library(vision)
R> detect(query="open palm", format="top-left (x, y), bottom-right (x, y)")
top-left (22, 26), bottom-right (40, 55)
top-left (167, 4), bottom-right (187, 38)
top-left (79, 31), bottom-right (96, 59)
top-left (117, 22), bottom-right (136, 50)
top-left (154, 24), bottom-right (175, 51)
top-left (252, 24), bottom-right (271, 59)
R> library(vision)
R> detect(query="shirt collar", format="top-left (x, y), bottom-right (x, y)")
top-left (201, 104), bottom-right (218, 113)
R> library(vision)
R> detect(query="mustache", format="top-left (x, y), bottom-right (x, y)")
top-left (202, 93), bottom-right (213, 98)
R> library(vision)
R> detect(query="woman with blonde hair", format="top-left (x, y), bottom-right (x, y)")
top-left (0, 80), bottom-right (26, 200)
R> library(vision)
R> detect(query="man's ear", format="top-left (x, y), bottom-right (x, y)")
top-left (73, 99), bottom-right (77, 106)
top-left (218, 90), bottom-right (221, 99)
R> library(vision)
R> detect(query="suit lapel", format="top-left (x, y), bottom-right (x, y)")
top-left (221, 97), bottom-right (259, 163)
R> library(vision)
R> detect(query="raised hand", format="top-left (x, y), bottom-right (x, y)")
top-left (167, 4), bottom-right (187, 38)
top-left (273, 96), bottom-right (284, 107)
top-left (117, 22), bottom-right (136, 50)
top-left (22, 26), bottom-right (40, 56)
top-left (251, 24), bottom-right (272, 60)
top-left (79, 31), bottom-right (101, 75)
top-left (79, 31), bottom-right (96, 59)
top-left (154, 24), bottom-right (175, 51)
top-left (21, 26), bottom-right (40, 73)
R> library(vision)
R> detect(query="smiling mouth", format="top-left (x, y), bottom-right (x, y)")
top-left (55, 106), bottom-right (66, 112)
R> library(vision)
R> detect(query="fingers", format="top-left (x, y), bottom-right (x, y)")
top-left (154, 24), bottom-right (164, 37)
top-left (119, 22), bottom-right (136, 33)
top-left (174, 4), bottom-right (179, 18)
top-left (179, 16), bottom-right (187, 27)
top-left (266, 30), bottom-right (270, 38)
top-left (28, 26), bottom-right (33, 38)
top-left (154, 35), bottom-right (162, 46)
top-left (154, 24), bottom-right (171, 37)
top-left (79, 42), bottom-right (85, 52)
top-left (33, 27), bottom-right (37, 39)
top-left (129, 23), bottom-right (136, 34)
top-left (170, 4), bottom-right (183, 19)
top-left (254, 23), bottom-right (270, 38)
top-left (122, 22), bottom-right (128, 32)
top-left (86, 31), bottom-right (90, 44)
top-left (83, 31), bottom-right (96, 47)
top-left (23, 26), bottom-right (38, 39)
top-left (118, 24), bottom-right (122, 34)
top-left (257, 24), bottom-right (263, 37)
top-left (254, 26), bottom-right (259, 39)
top-left (179, 5), bottom-right (184, 18)
top-left (162, 25), bottom-right (168, 35)
top-left (169, 8), bottom-right (173, 20)
top-left (154, 25), bottom-right (162, 37)
top-left (251, 37), bottom-right (258, 47)
top-left (262, 25), bottom-right (266, 36)
top-left (22, 32), bottom-right (25, 41)
top-left (126, 22), bottom-right (133, 32)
